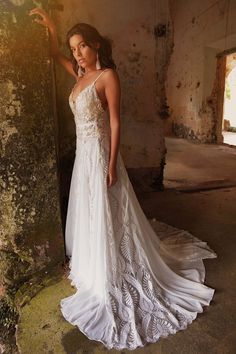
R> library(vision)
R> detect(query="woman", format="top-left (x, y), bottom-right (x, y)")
top-left (29, 8), bottom-right (217, 351)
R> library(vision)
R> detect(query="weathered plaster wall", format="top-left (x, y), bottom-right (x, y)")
top-left (51, 0), bottom-right (170, 193)
top-left (166, 0), bottom-right (236, 142)
top-left (0, 1), bottom-right (64, 351)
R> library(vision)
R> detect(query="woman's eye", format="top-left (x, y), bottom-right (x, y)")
top-left (71, 43), bottom-right (86, 53)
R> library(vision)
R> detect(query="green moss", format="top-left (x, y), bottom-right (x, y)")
top-left (0, 263), bottom-right (65, 353)
top-left (1, 0), bottom-right (63, 351)
top-left (0, 251), bottom-right (33, 290)
top-left (0, 295), bottom-right (18, 334)
top-left (0, 293), bottom-right (18, 354)
top-left (15, 262), bottom-right (65, 307)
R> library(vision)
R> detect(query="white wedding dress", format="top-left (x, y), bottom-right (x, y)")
top-left (60, 69), bottom-right (217, 350)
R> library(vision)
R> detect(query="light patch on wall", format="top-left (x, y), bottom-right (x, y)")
top-left (0, 186), bottom-right (22, 248)
top-left (9, 0), bottom-right (26, 6)
top-left (0, 81), bottom-right (16, 113)
top-left (11, 12), bottom-right (17, 23)
top-left (0, 80), bottom-right (22, 118)
top-left (6, 100), bottom-right (22, 117)
top-left (0, 43), bottom-right (9, 56)
top-left (0, 120), bottom-right (18, 156)
top-left (26, 207), bottom-right (37, 223)
top-left (32, 1), bottom-right (43, 8)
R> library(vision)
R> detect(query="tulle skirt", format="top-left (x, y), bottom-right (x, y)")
top-left (60, 134), bottom-right (217, 350)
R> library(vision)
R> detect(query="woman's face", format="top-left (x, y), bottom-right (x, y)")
top-left (69, 34), bottom-right (98, 69)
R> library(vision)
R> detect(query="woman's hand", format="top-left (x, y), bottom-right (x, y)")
top-left (29, 7), bottom-right (55, 31)
top-left (28, 7), bottom-right (77, 78)
top-left (107, 166), bottom-right (117, 188)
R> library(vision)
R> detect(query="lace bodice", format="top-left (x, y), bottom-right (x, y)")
top-left (69, 69), bottom-right (110, 140)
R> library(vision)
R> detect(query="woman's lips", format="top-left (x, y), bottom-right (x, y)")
top-left (79, 59), bottom-right (85, 63)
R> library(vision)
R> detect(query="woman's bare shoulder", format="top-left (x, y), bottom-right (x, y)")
top-left (103, 68), bottom-right (120, 83)
top-left (104, 67), bottom-right (118, 75)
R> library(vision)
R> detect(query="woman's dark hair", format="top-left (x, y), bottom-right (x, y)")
top-left (66, 23), bottom-right (116, 75)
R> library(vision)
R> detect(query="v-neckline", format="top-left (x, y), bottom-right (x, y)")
top-left (71, 81), bottom-right (94, 103)
top-left (71, 69), bottom-right (108, 103)
top-left (70, 83), bottom-right (106, 112)
top-left (70, 69), bottom-right (108, 111)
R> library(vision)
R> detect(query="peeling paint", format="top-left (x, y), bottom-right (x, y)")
top-left (0, 186), bottom-right (21, 248)
top-left (0, 0), bottom-right (64, 350)
top-left (0, 120), bottom-right (18, 156)
top-left (166, 1), bottom-right (236, 143)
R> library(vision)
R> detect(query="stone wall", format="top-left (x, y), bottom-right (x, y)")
top-left (0, 1), bottom-right (64, 351)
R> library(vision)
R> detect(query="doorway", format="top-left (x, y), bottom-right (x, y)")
top-left (222, 53), bottom-right (236, 146)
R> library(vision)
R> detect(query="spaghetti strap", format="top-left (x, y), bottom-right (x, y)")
top-left (93, 69), bottom-right (109, 84)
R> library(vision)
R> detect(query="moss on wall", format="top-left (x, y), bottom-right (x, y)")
top-left (0, 1), bottom-right (64, 351)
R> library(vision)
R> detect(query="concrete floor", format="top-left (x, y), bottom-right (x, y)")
top-left (16, 137), bottom-right (236, 354)
top-left (164, 136), bottom-right (236, 189)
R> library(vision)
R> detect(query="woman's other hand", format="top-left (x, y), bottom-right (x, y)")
top-left (28, 7), bottom-right (77, 78)
top-left (107, 166), bottom-right (118, 188)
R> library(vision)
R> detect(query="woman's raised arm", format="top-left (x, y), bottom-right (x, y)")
top-left (29, 7), bottom-right (77, 79)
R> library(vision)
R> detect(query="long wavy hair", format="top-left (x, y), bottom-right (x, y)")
top-left (66, 23), bottom-right (116, 75)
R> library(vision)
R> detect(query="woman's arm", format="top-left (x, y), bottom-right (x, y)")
top-left (29, 8), bottom-right (77, 79)
top-left (104, 69), bottom-right (121, 187)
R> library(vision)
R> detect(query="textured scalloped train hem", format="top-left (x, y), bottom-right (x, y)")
top-left (60, 297), bottom-right (213, 351)
top-left (60, 275), bottom-right (216, 351)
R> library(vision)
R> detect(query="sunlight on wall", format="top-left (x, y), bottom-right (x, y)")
top-left (223, 65), bottom-right (236, 129)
